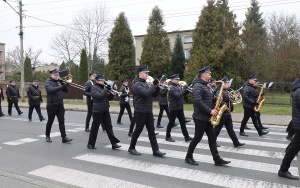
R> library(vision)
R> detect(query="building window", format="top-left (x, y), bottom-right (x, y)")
top-left (184, 36), bottom-right (193, 43)
top-left (184, 49), bottom-right (190, 59)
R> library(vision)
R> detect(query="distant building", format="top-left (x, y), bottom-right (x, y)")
top-left (0, 43), bottom-right (5, 81)
top-left (134, 29), bottom-right (193, 66)
top-left (34, 64), bottom-right (59, 72)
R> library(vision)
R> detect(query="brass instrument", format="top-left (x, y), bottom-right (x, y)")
top-left (210, 81), bottom-right (228, 127)
top-left (178, 81), bottom-right (192, 92)
top-left (228, 87), bottom-right (243, 105)
top-left (253, 82), bottom-right (273, 112)
top-left (59, 73), bottom-right (85, 90)
top-left (104, 80), bottom-right (121, 96)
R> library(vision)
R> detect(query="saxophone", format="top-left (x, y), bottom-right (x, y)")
top-left (254, 84), bottom-right (265, 112)
top-left (210, 81), bottom-right (228, 127)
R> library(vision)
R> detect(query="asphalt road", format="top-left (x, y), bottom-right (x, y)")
top-left (0, 107), bottom-right (299, 188)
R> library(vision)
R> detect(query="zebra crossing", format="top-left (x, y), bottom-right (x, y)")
top-left (1, 116), bottom-right (299, 187)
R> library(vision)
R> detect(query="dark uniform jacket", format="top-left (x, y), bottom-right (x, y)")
top-left (242, 82), bottom-right (258, 108)
top-left (6, 85), bottom-right (20, 103)
top-left (45, 78), bottom-right (68, 106)
top-left (27, 85), bottom-right (43, 106)
top-left (291, 78), bottom-right (300, 131)
top-left (0, 86), bottom-right (4, 102)
top-left (192, 77), bottom-right (214, 121)
top-left (168, 82), bottom-right (188, 110)
top-left (158, 87), bottom-right (168, 106)
top-left (83, 80), bottom-right (94, 103)
top-left (132, 78), bottom-right (159, 113)
top-left (119, 85), bottom-right (130, 104)
top-left (91, 84), bottom-right (114, 113)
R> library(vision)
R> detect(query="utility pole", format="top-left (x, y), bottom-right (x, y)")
top-left (3, 0), bottom-right (25, 101)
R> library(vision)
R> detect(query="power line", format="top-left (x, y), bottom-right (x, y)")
top-left (0, 27), bottom-right (17, 33)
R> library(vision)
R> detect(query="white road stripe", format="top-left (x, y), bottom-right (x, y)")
top-left (74, 153), bottom-right (296, 188)
top-left (66, 127), bottom-right (85, 132)
top-left (137, 137), bottom-right (290, 160)
top-left (38, 132), bottom-right (61, 138)
top-left (29, 165), bottom-right (152, 188)
top-left (156, 131), bottom-right (289, 149)
top-left (106, 143), bottom-right (298, 175)
top-left (3, 138), bottom-right (39, 146)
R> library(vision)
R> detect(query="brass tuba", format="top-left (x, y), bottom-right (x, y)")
top-left (210, 81), bottom-right (228, 127)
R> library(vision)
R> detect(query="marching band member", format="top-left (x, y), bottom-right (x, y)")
top-left (239, 76), bottom-right (269, 137)
top-left (83, 72), bottom-right (97, 132)
top-left (213, 77), bottom-right (245, 148)
top-left (185, 66), bottom-right (231, 166)
top-left (117, 79), bottom-right (133, 125)
top-left (0, 84), bottom-right (4, 117)
top-left (165, 74), bottom-right (192, 142)
top-left (278, 77), bottom-right (300, 180)
top-left (87, 75), bottom-right (121, 150)
top-left (45, 69), bottom-right (72, 143)
top-left (128, 75), bottom-right (138, 137)
top-left (27, 80), bottom-right (45, 121)
top-left (156, 76), bottom-right (169, 128)
top-left (128, 66), bottom-right (166, 157)
top-left (6, 80), bottom-right (23, 115)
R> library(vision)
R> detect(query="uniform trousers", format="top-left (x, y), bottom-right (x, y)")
top-left (8, 101), bottom-right (21, 115)
top-left (166, 109), bottom-right (189, 138)
top-left (280, 131), bottom-right (300, 172)
top-left (287, 120), bottom-right (295, 137)
top-left (157, 104), bottom-right (169, 126)
top-left (186, 119), bottom-right (221, 161)
top-left (256, 111), bottom-right (263, 127)
top-left (129, 112), bottom-right (159, 152)
top-left (28, 105), bottom-right (43, 120)
top-left (240, 106), bottom-right (263, 134)
top-left (85, 101), bottom-right (93, 129)
top-left (129, 112), bottom-right (136, 134)
top-left (214, 115), bottom-right (239, 144)
top-left (117, 103), bottom-right (133, 123)
top-left (88, 111), bottom-right (120, 147)
top-left (45, 105), bottom-right (66, 138)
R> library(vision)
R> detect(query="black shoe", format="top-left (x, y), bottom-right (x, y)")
top-left (87, 144), bottom-right (97, 149)
top-left (185, 119), bottom-right (191, 123)
top-left (62, 137), bottom-right (73, 143)
top-left (172, 123), bottom-right (179, 128)
top-left (244, 126), bottom-right (251, 130)
top-left (28, 118), bottom-right (32, 122)
top-left (153, 150), bottom-right (166, 157)
top-left (165, 137), bottom-right (175, 142)
top-left (116, 122), bottom-right (123, 125)
top-left (128, 133), bottom-right (132, 137)
top-left (278, 170), bottom-right (299, 180)
top-left (185, 157), bottom-right (199, 165)
top-left (234, 142), bottom-right (245, 148)
top-left (85, 128), bottom-right (90, 132)
top-left (18, 112), bottom-right (23, 115)
top-left (40, 117), bottom-right (46, 121)
top-left (286, 135), bottom-right (293, 140)
top-left (45, 137), bottom-right (52, 143)
top-left (259, 131), bottom-right (269, 136)
top-left (8, 114), bottom-right (12, 116)
top-left (260, 126), bottom-right (268, 129)
top-left (128, 148), bottom-right (141, 155)
top-left (112, 143), bottom-right (121, 149)
top-left (0, 114), bottom-right (5, 117)
top-left (239, 132), bottom-right (248, 137)
top-left (185, 136), bottom-right (193, 142)
top-left (156, 125), bottom-right (164, 128)
top-left (215, 158), bottom-right (231, 166)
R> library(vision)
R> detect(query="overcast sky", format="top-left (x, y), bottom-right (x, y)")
top-left (1, 0), bottom-right (300, 64)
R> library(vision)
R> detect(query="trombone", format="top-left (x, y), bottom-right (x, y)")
top-left (59, 74), bottom-right (85, 90)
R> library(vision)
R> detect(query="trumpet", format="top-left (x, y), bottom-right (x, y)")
top-left (178, 81), bottom-right (192, 92)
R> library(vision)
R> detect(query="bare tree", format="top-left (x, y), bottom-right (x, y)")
top-left (25, 47), bottom-right (43, 68)
top-left (72, 3), bottom-right (111, 72)
top-left (50, 29), bottom-right (79, 63)
top-left (6, 46), bottom-right (42, 69)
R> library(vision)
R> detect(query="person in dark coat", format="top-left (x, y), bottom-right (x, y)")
top-left (165, 74), bottom-right (192, 142)
top-left (44, 69), bottom-right (72, 143)
top-left (27, 80), bottom-right (45, 121)
top-left (239, 76), bottom-right (269, 137)
top-left (213, 77), bottom-right (245, 148)
top-left (0, 85), bottom-right (4, 117)
top-left (278, 77), bottom-right (300, 180)
top-left (87, 75), bottom-right (121, 150)
top-left (185, 66), bottom-right (231, 166)
top-left (128, 75), bottom-right (138, 137)
top-left (6, 80), bottom-right (22, 115)
top-left (83, 72), bottom-right (97, 132)
top-left (156, 76), bottom-right (169, 128)
top-left (128, 66), bottom-right (166, 157)
top-left (117, 80), bottom-right (133, 124)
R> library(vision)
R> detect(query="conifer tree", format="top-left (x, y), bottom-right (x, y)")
top-left (79, 49), bottom-right (88, 82)
top-left (169, 33), bottom-right (185, 79)
top-left (184, 0), bottom-right (240, 83)
top-left (24, 56), bottom-right (33, 82)
top-left (140, 6), bottom-right (171, 79)
top-left (59, 61), bottom-right (66, 71)
top-left (107, 12), bottom-right (135, 80)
